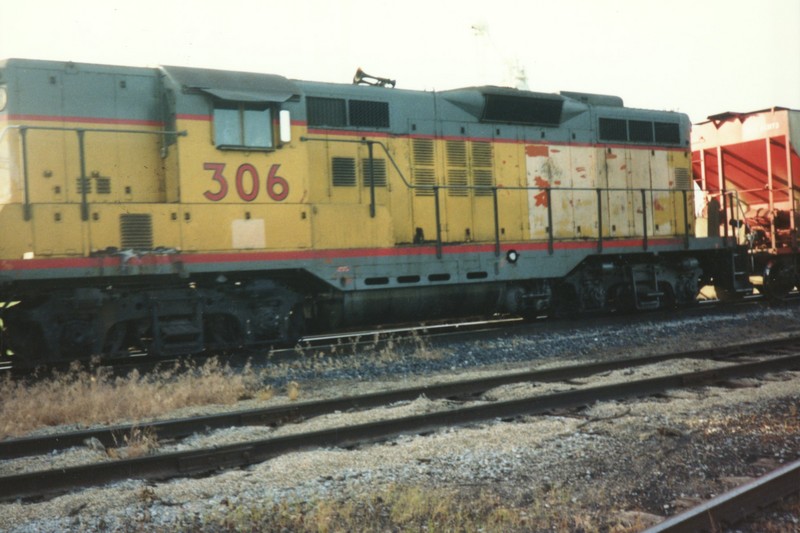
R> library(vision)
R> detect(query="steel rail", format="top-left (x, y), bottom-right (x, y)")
top-left (1, 352), bottom-right (799, 502)
top-left (2, 335), bottom-right (798, 460)
top-left (644, 458), bottom-right (800, 533)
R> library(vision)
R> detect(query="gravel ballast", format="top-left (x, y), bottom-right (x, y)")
top-left (2, 304), bottom-right (800, 532)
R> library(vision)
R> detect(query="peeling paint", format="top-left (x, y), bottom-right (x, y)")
top-left (525, 145), bottom-right (548, 157)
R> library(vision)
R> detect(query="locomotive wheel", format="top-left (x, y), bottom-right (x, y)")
top-left (551, 283), bottom-right (579, 318)
top-left (714, 285), bottom-right (746, 301)
top-left (611, 284), bottom-right (636, 313)
top-left (284, 304), bottom-right (307, 345)
top-left (761, 261), bottom-right (796, 301)
top-left (6, 322), bottom-right (48, 366)
top-left (102, 322), bottom-right (136, 357)
top-left (60, 320), bottom-right (98, 359)
top-left (204, 314), bottom-right (242, 347)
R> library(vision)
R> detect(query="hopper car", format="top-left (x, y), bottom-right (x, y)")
top-left (0, 58), bottom-right (784, 366)
top-left (692, 107), bottom-right (800, 299)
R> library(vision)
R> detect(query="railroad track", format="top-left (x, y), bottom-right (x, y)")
top-left (644, 458), bottom-right (800, 532)
top-left (1, 336), bottom-right (800, 502)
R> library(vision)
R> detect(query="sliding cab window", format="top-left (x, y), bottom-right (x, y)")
top-left (213, 102), bottom-right (273, 150)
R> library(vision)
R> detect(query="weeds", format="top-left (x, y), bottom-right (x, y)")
top-left (0, 359), bottom-right (270, 439)
top-left (108, 425), bottom-right (159, 459)
top-left (194, 483), bottom-right (634, 532)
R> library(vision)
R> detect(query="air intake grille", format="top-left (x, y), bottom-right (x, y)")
top-left (120, 214), bottom-right (153, 249)
top-left (332, 157), bottom-right (357, 187)
top-left (674, 167), bottom-right (692, 190)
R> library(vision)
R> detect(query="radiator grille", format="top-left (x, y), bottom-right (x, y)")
top-left (120, 214), bottom-right (153, 249)
top-left (348, 100), bottom-right (389, 128)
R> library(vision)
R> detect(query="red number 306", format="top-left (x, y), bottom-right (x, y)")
top-left (203, 163), bottom-right (289, 202)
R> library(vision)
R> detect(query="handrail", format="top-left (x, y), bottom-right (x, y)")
top-left (2, 124), bottom-right (186, 221)
top-left (301, 135), bottom-right (695, 258)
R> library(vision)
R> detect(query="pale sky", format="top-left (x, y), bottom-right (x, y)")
top-left (1, 0), bottom-right (798, 123)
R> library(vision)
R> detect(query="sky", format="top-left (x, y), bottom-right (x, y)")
top-left (1, 0), bottom-right (798, 124)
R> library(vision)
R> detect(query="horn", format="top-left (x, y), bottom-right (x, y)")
top-left (352, 68), bottom-right (396, 88)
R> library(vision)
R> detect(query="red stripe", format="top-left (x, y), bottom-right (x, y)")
top-left (7, 114), bottom-right (163, 127)
top-left (311, 127), bottom-right (685, 152)
top-left (0, 238), bottom-right (685, 273)
top-left (176, 113), bottom-right (211, 121)
top-left (9, 114), bottom-right (684, 152)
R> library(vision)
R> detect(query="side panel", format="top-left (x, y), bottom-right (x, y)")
top-left (88, 205), bottom-right (182, 252)
top-left (181, 204), bottom-right (312, 252)
top-left (32, 204), bottom-right (86, 256)
top-left (311, 204), bottom-right (393, 250)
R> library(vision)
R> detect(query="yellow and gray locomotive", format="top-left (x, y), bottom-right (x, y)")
top-left (0, 58), bottom-right (741, 365)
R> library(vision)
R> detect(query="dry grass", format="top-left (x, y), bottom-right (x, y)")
top-left (0, 359), bottom-right (270, 439)
top-left (189, 483), bottom-right (652, 532)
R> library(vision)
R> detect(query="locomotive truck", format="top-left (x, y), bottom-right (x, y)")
top-left (0, 58), bottom-right (779, 366)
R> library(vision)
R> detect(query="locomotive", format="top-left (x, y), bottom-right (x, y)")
top-left (0, 58), bottom-right (784, 366)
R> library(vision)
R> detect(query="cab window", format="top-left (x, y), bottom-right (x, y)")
top-left (213, 102), bottom-right (273, 149)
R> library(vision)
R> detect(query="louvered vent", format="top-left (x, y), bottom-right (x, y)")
top-left (471, 142), bottom-right (494, 196)
top-left (120, 214), bottom-right (153, 249)
top-left (473, 170), bottom-right (494, 195)
top-left (413, 168), bottom-right (436, 196)
top-left (76, 177), bottom-right (91, 194)
top-left (447, 169), bottom-right (469, 197)
top-left (471, 142), bottom-right (493, 168)
top-left (412, 139), bottom-right (436, 196)
top-left (332, 157), bottom-right (357, 187)
top-left (446, 141), bottom-right (467, 167)
top-left (412, 139), bottom-right (434, 166)
top-left (361, 158), bottom-right (387, 187)
top-left (96, 177), bottom-right (112, 194)
top-left (673, 167), bottom-right (691, 190)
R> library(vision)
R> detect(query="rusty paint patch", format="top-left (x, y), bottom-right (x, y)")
top-left (606, 152), bottom-right (618, 159)
top-left (533, 176), bottom-right (551, 207)
top-left (654, 199), bottom-right (665, 211)
top-left (526, 145), bottom-right (549, 157)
